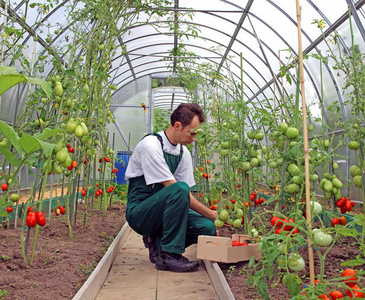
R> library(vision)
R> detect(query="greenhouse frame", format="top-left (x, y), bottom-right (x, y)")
top-left (1, 0), bottom-right (365, 298)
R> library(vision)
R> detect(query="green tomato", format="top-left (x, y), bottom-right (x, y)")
top-left (232, 218), bottom-right (242, 228)
top-left (353, 175), bottom-right (363, 188)
top-left (310, 174), bottom-right (318, 182)
top-left (221, 141), bottom-right (230, 149)
top-left (308, 124), bottom-right (314, 132)
top-left (292, 175), bottom-right (302, 185)
top-left (278, 122), bottom-right (288, 133)
top-left (350, 165), bottom-right (362, 177)
top-left (288, 254), bottom-right (305, 271)
top-left (74, 125), bottom-right (84, 138)
top-left (54, 82), bottom-right (63, 97)
top-left (286, 183), bottom-right (299, 194)
top-left (287, 163), bottom-right (300, 176)
top-left (313, 231), bottom-right (333, 247)
top-left (0, 138), bottom-right (8, 148)
top-left (219, 210), bottom-right (229, 221)
top-left (247, 131), bottom-right (256, 139)
top-left (250, 158), bottom-right (259, 168)
top-left (66, 118), bottom-right (79, 134)
top-left (214, 219), bottom-right (224, 228)
top-left (61, 156), bottom-right (72, 168)
top-left (10, 193), bottom-right (20, 202)
top-left (250, 228), bottom-right (258, 238)
top-left (333, 162), bottom-right (339, 170)
top-left (269, 160), bottom-right (278, 169)
top-left (310, 201), bottom-right (322, 214)
top-left (52, 161), bottom-right (64, 174)
top-left (348, 141), bottom-right (360, 150)
top-left (234, 208), bottom-right (244, 219)
top-left (332, 178), bottom-right (343, 189)
top-left (56, 148), bottom-right (68, 163)
top-left (255, 131), bottom-right (264, 141)
top-left (261, 146), bottom-right (267, 154)
top-left (324, 180), bottom-right (334, 192)
top-left (239, 161), bottom-right (250, 172)
top-left (286, 127), bottom-right (299, 139)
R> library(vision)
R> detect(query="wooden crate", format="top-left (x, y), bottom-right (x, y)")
top-left (196, 234), bottom-right (261, 263)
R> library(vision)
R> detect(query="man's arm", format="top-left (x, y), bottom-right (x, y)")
top-left (162, 180), bottom-right (218, 222)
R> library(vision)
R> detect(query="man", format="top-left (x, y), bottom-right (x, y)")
top-left (125, 103), bottom-right (217, 273)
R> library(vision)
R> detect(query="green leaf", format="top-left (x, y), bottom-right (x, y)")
top-left (20, 133), bottom-right (56, 156)
top-left (34, 128), bottom-right (64, 141)
top-left (0, 66), bottom-right (52, 97)
top-left (24, 75), bottom-right (52, 97)
top-left (341, 257), bottom-right (365, 267)
top-left (244, 273), bottom-right (253, 285)
top-left (248, 256), bottom-right (255, 268)
top-left (0, 120), bottom-right (22, 154)
top-left (0, 147), bottom-right (19, 166)
top-left (0, 211), bottom-right (8, 217)
top-left (283, 273), bottom-right (301, 297)
top-left (257, 278), bottom-right (270, 300)
top-left (65, 69), bottom-right (76, 76)
top-left (335, 226), bottom-right (358, 237)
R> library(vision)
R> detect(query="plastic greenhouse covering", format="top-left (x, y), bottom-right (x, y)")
top-left (0, 0), bottom-right (365, 202)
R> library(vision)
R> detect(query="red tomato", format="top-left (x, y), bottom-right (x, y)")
top-left (26, 212), bottom-right (37, 227)
top-left (251, 192), bottom-right (257, 199)
top-left (232, 240), bottom-right (241, 247)
top-left (345, 284), bottom-right (364, 298)
top-left (329, 290), bottom-right (343, 299)
top-left (336, 197), bottom-right (346, 207)
top-left (250, 194), bottom-right (255, 201)
top-left (240, 242), bottom-right (248, 246)
top-left (350, 200), bottom-right (355, 207)
top-left (259, 198), bottom-right (264, 204)
top-left (318, 295), bottom-right (330, 300)
top-left (282, 218), bottom-right (294, 231)
top-left (340, 206), bottom-right (347, 214)
top-left (55, 208), bottom-right (60, 216)
top-left (59, 206), bottom-right (66, 215)
top-left (6, 206), bottom-right (13, 213)
top-left (331, 217), bottom-right (340, 227)
top-left (71, 161), bottom-right (77, 168)
top-left (315, 279), bottom-right (325, 286)
top-left (67, 143), bottom-right (71, 148)
top-left (255, 199), bottom-right (259, 205)
top-left (229, 199), bottom-right (236, 204)
top-left (345, 201), bottom-right (353, 212)
top-left (339, 216), bottom-right (347, 225)
top-left (275, 228), bottom-right (282, 235)
top-left (81, 189), bottom-right (86, 196)
top-left (282, 204), bottom-right (286, 210)
top-left (271, 216), bottom-right (282, 227)
top-left (83, 160), bottom-right (87, 164)
top-left (1, 183), bottom-right (8, 191)
top-left (36, 212), bottom-right (46, 226)
top-left (341, 269), bottom-right (357, 287)
top-left (99, 158), bottom-right (103, 163)
top-left (95, 190), bottom-right (100, 196)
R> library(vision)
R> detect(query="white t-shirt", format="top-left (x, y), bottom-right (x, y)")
top-left (125, 131), bottom-right (196, 187)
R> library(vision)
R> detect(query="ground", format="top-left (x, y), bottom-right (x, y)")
top-left (0, 204), bottom-right (126, 300)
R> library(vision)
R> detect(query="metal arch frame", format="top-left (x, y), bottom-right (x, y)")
top-left (112, 47), bottom-right (274, 117)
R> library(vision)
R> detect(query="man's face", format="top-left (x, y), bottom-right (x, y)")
top-left (176, 115), bottom-right (201, 145)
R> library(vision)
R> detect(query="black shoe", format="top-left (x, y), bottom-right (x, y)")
top-left (142, 235), bottom-right (158, 263)
top-left (155, 251), bottom-right (199, 272)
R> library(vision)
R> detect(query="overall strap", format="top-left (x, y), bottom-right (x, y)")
top-left (143, 133), bottom-right (183, 174)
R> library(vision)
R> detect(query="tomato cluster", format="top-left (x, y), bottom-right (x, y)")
top-left (232, 240), bottom-right (248, 247)
top-left (251, 192), bottom-right (265, 206)
top-left (331, 216), bottom-right (347, 227)
top-left (336, 196), bottom-right (355, 214)
top-left (111, 168), bottom-right (118, 174)
top-left (271, 216), bottom-right (298, 236)
top-left (67, 143), bottom-right (75, 153)
top-left (54, 206), bottom-right (66, 216)
top-left (107, 186), bottom-right (114, 193)
top-left (26, 209), bottom-right (46, 227)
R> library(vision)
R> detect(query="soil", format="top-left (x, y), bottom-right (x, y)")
top-left (0, 203), bottom-right (126, 300)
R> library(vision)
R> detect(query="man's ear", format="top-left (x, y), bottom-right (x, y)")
top-left (174, 121), bottom-right (182, 131)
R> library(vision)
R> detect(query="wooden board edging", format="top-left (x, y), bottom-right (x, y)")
top-left (72, 222), bottom-right (132, 300)
top-left (202, 259), bottom-right (235, 300)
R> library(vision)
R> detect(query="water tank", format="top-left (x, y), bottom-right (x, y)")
top-left (115, 151), bottom-right (132, 185)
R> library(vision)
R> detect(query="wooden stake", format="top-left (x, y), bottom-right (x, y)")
top-left (296, 0), bottom-right (315, 285)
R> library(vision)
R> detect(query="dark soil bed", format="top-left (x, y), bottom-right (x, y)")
top-left (0, 203), bottom-right (126, 300)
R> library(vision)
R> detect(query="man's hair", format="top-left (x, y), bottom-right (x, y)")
top-left (170, 103), bottom-right (205, 127)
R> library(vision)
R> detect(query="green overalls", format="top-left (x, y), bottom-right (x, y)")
top-left (126, 133), bottom-right (216, 254)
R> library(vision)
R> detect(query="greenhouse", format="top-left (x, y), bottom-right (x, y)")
top-left (0, 0), bottom-right (365, 299)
